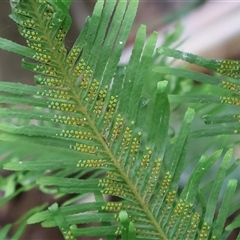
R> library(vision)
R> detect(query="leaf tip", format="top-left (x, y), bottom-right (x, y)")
top-left (185, 108), bottom-right (195, 123)
top-left (157, 80), bottom-right (168, 93)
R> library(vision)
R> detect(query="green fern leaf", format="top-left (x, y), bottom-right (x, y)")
top-left (0, 0), bottom-right (239, 239)
top-left (155, 47), bottom-right (240, 137)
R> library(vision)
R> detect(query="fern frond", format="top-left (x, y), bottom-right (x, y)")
top-left (0, 0), bottom-right (239, 239)
top-left (155, 47), bottom-right (240, 137)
